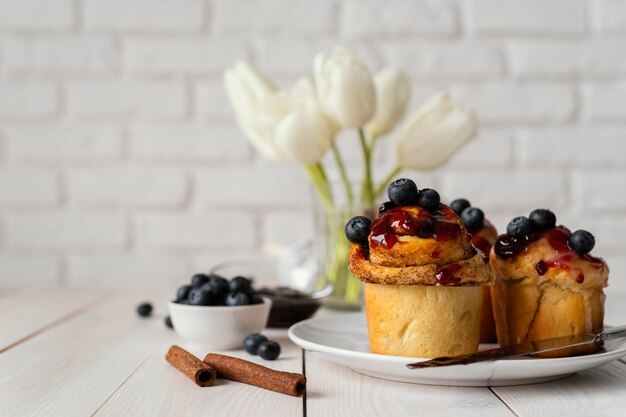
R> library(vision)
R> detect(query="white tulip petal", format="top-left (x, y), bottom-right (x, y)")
top-left (365, 67), bottom-right (410, 137)
top-left (396, 92), bottom-right (477, 171)
top-left (314, 47), bottom-right (376, 128)
top-left (223, 62), bottom-right (286, 162)
top-left (225, 60), bottom-right (336, 165)
top-left (275, 100), bottom-right (334, 165)
top-left (233, 61), bottom-right (277, 98)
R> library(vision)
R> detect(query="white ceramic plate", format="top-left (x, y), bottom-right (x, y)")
top-left (288, 313), bottom-right (626, 387)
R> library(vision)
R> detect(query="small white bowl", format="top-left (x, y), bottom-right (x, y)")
top-left (168, 298), bottom-right (272, 350)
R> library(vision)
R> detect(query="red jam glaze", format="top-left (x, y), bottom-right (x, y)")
top-left (369, 205), bottom-right (464, 250)
top-left (430, 250), bottom-right (441, 259)
top-left (471, 235), bottom-right (491, 256)
top-left (470, 233), bottom-right (492, 263)
top-left (435, 264), bottom-right (462, 285)
top-left (495, 226), bottom-right (604, 283)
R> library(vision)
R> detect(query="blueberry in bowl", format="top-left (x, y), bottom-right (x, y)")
top-left (168, 272), bottom-right (272, 350)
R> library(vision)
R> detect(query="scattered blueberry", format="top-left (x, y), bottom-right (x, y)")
top-left (229, 276), bottom-right (252, 293)
top-left (164, 315), bottom-right (173, 329)
top-left (258, 341), bottom-right (281, 361)
top-left (243, 333), bottom-right (268, 355)
top-left (344, 216), bottom-right (372, 245)
top-left (176, 284), bottom-right (192, 302)
top-left (191, 273), bottom-right (210, 288)
top-left (137, 302), bottom-right (153, 317)
top-left (417, 188), bottom-right (440, 212)
top-left (378, 201), bottom-right (397, 214)
top-left (461, 207), bottom-right (485, 232)
top-left (225, 291), bottom-right (249, 306)
top-left (507, 216), bottom-right (533, 238)
top-left (387, 178), bottom-right (419, 206)
top-left (450, 198), bottom-right (471, 215)
top-left (529, 209), bottom-right (557, 231)
top-left (568, 230), bottom-right (595, 255)
top-left (188, 288), bottom-right (213, 306)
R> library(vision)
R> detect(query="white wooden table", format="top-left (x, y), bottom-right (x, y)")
top-left (1, 288), bottom-right (625, 417)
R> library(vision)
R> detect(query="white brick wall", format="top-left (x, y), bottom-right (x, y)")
top-left (0, 0), bottom-right (625, 296)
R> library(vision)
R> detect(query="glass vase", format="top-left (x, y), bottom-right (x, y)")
top-left (313, 183), bottom-right (374, 310)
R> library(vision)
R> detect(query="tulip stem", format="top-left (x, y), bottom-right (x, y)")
top-left (305, 163), bottom-right (333, 210)
top-left (358, 129), bottom-right (375, 207)
top-left (331, 141), bottom-right (353, 207)
top-left (375, 165), bottom-right (401, 198)
top-left (368, 133), bottom-right (378, 154)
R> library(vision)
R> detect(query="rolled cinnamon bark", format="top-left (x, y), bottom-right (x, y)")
top-left (204, 353), bottom-right (306, 397)
top-left (166, 345), bottom-right (216, 387)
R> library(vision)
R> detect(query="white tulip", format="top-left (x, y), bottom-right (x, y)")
top-left (365, 68), bottom-right (410, 137)
top-left (260, 78), bottom-right (337, 164)
top-left (225, 61), bottom-right (337, 164)
top-left (224, 61), bottom-right (280, 161)
top-left (396, 91), bottom-right (477, 170)
top-left (314, 46), bottom-right (376, 128)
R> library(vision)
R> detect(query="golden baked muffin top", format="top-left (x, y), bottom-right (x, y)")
top-left (490, 208), bottom-right (608, 291)
top-left (368, 205), bottom-right (474, 267)
top-left (491, 225), bottom-right (608, 291)
top-left (344, 179), bottom-right (494, 287)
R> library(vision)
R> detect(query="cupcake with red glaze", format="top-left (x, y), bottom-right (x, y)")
top-left (346, 179), bottom-right (494, 358)
top-left (490, 209), bottom-right (609, 357)
top-left (450, 198), bottom-right (498, 344)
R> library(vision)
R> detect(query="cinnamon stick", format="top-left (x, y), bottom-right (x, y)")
top-left (166, 345), bottom-right (217, 387)
top-left (204, 353), bottom-right (306, 397)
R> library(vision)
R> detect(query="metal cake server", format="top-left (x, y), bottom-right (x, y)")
top-left (407, 325), bottom-right (626, 369)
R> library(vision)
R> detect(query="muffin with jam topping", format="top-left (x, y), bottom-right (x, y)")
top-left (490, 209), bottom-right (609, 357)
top-left (346, 179), bottom-right (494, 358)
top-left (451, 198), bottom-right (498, 344)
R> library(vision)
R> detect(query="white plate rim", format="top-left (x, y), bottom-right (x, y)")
top-left (288, 313), bottom-right (626, 369)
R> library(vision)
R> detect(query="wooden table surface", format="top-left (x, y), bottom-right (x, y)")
top-left (1, 288), bottom-right (626, 417)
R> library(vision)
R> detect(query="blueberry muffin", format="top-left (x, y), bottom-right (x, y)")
top-left (346, 179), bottom-right (494, 358)
top-left (490, 209), bottom-right (609, 357)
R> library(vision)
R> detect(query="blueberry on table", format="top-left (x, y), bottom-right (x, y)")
top-left (569, 230), bottom-right (595, 255)
top-left (378, 201), bottom-right (397, 214)
top-left (461, 207), bottom-right (485, 232)
top-left (417, 188), bottom-right (440, 212)
top-left (258, 341), bottom-right (281, 361)
top-left (191, 273), bottom-right (210, 288)
top-left (187, 288), bottom-right (213, 306)
top-left (225, 291), bottom-right (249, 306)
top-left (529, 209), bottom-right (557, 231)
top-left (229, 276), bottom-right (252, 293)
top-left (387, 178), bottom-right (419, 206)
top-left (450, 198), bottom-right (471, 215)
top-left (345, 216), bottom-right (372, 244)
top-left (507, 216), bottom-right (533, 238)
top-left (176, 284), bottom-right (192, 302)
top-left (243, 333), bottom-right (268, 355)
top-left (136, 302), bottom-right (153, 317)
top-left (164, 315), bottom-right (174, 329)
